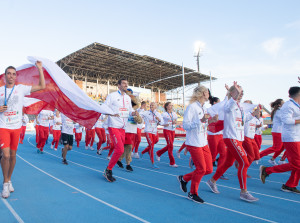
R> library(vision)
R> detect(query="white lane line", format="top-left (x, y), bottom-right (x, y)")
top-left (25, 139), bottom-right (279, 222)
top-left (18, 152), bottom-right (149, 223)
top-left (1, 198), bottom-right (25, 223)
top-left (71, 150), bottom-right (291, 188)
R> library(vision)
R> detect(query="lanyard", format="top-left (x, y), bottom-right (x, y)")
top-left (236, 102), bottom-right (244, 125)
top-left (151, 110), bottom-right (156, 121)
top-left (290, 99), bottom-right (300, 109)
top-left (168, 112), bottom-right (173, 122)
top-left (4, 85), bottom-right (15, 106)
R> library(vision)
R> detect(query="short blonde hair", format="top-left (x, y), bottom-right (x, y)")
top-left (190, 85), bottom-right (208, 104)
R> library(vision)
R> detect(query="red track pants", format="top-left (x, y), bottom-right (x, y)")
top-left (207, 134), bottom-right (227, 167)
top-left (132, 128), bottom-right (142, 153)
top-left (266, 142), bottom-right (300, 187)
top-left (142, 132), bottom-right (159, 163)
top-left (260, 132), bottom-right (284, 159)
top-left (243, 136), bottom-right (260, 165)
top-left (183, 145), bottom-right (213, 195)
top-left (213, 139), bottom-right (250, 190)
top-left (95, 128), bottom-right (106, 150)
top-left (85, 129), bottom-right (95, 147)
top-left (156, 129), bottom-right (175, 165)
top-left (107, 128), bottom-right (125, 170)
top-left (37, 126), bottom-right (49, 151)
top-left (51, 130), bottom-right (61, 149)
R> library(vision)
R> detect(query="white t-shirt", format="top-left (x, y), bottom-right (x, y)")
top-left (125, 109), bottom-right (138, 134)
top-left (53, 115), bottom-right (62, 130)
top-left (0, 84), bottom-right (31, 129)
top-left (38, 110), bottom-right (53, 127)
top-left (61, 113), bottom-right (74, 135)
top-left (74, 123), bottom-right (84, 133)
top-left (22, 114), bottom-right (29, 126)
top-left (162, 111), bottom-right (178, 131)
top-left (94, 115), bottom-right (105, 128)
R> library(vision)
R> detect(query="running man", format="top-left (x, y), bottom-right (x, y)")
top-left (61, 113), bottom-right (75, 165)
top-left (103, 78), bottom-right (137, 182)
top-left (0, 61), bottom-right (45, 198)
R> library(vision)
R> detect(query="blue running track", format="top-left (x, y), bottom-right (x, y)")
top-left (1, 133), bottom-right (299, 223)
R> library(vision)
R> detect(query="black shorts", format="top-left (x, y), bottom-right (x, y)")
top-left (61, 133), bottom-right (73, 146)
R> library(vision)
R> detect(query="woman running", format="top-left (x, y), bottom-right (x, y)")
top-left (259, 99), bottom-right (285, 165)
top-left (51, 110), bottom-right (62, 151)
top-left (177, 85), bottom-right (217, 203)
top-left (156, 102), bottom-right (178, 167)
top-left (206, 82), bottom-right (259, 202)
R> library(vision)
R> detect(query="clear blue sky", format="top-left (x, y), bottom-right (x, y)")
top-left (0, 0), bottom-right (299, 109)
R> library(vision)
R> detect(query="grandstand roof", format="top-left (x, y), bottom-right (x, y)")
top-left (57, 42), bottom-right (215, 92)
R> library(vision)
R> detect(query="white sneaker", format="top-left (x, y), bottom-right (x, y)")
top-left (133, 152), bottom-right (140, 159)
top-left (240, 191), bottom-right (259, 202)
top-left (131, 152), bottom-right (134, 157)
top-left (50, 144), bottom-right (54, 149)
top-left (156, 153), bottom-right (160, 162)
top-left (206, 179), bottom-right (220, 194)
top-left (255, 160), bottom-right (260, 165)
top-left (54, 148), bottom-right (57, 151)
top-left (107, 156), bottom-right (111, 160)
top-left (268, 159), bottom-right (277, 166)
top-left (278, 160), bottom-right (287, 165)
top-left (170, 164), bottom-right (178, 168)
top-left (85, 146), bottom-right (88, 150)
top-left (89, 146), bottom-right (95, 151)
top-left (2, 183), bottom-right (10, 198)
top-left (8, 181), bottom-right (14, 193)
top-left (176, 151), bottom-right (180, 159)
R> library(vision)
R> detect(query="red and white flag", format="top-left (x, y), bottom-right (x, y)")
top-left (0, 56), bottom-right (114, 128)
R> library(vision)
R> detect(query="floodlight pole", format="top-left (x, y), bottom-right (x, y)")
top-left (182, 63), bottom-right (185, 111)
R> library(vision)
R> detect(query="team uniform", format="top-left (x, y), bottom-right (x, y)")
top-left (103, 90), bottom-right (133, 182)
top-left (132, 107), bottom-right (145, 158)
top-left (254, 117), bottom-right (265, 149)
top-left (208, 97), bottom-right (259, 202)
top-left (156, 111), bottom-right (178, 167)
top-left (61, 114), bottom-right (74, 146)
top-left (74, 123), bottom-right (84, 147)
top-left (37, 110), bottom-right (53, 152)
top-left (260, 109), bottom-right (284, 165)
top-left (0, 84), bottom-right (32, 198)
top-left (95, 115), bottom-right (106, 152)
top-left (51, 115), bottom-right (62, 150)
top-left (19, 114), bottom-right (29, 144)
top-left (178, 101), bottom-right (213, 203)
top-left (85, 125), bottom-right (96, 150)
top-left (141, 110), bottom-right (162, 167)
top-left (261, 99), bottom-right (300, 193)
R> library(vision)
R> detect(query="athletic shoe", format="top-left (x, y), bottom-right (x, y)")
top-left (131, 152), bottom-right (134, 157)
top-left (268, 159), bottom-right (277, 166)
top-left (117, 161), bottom-right (124, 168)
top-left (177, 175), bottom-right (187, 193)
top-left (281, 184), bottom-right (300, 194)
top-left (54, 148), bottom-right (57, 151)
top-left (189, 157), bottom-right (194, 169)
top-left (240, 191), bottom-right (259, 202)
top-left (156, 153), bottom-right (160, 162)
top-left (126, 165), bottom-right (133, 172)
top-left (62, 159), bottom-right (68, 165)
top-left (206, 179), bottom-right (220, 193)
top-left (8, 181), bottom-right (14, 193)
top-left (37, 149), bottom-right (40, 154)
top-left (96, 150), bottom-right (102, 155)
top-left (255, 160), bottom-right (260, 165)
top-left (170, 164), bottom-right (178, 168)
top-left (176, 151), bottom-right (180, 159)
top-left (133, 153), bottom-right (140, 159)
top-left (1, 183), bottom-right (10, 198)
top-left (51, 144), bottom-right (54, 149)
top-left (89, 146), bottom-right (95, 151)
top-left (220, 175), bottom-right (229, 180)
top-left (278, 160), bottom-right (287, 165)
top-left (103, 168), bottom-right (116, 182)
top-left (107, 156), bottom-right (111, 160)
top-left (212, 161), bottom-right (216, 167)
top-left (40, 150), bottom-right (44, 154)
top-left (259, 165), bottom-right (269, 184)
top-left (152, 163), bottom-right (159, 169)
top-left (85, 146), bottom-right (88, 150)
top-left (187, 192), bottom-right (204, 203)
